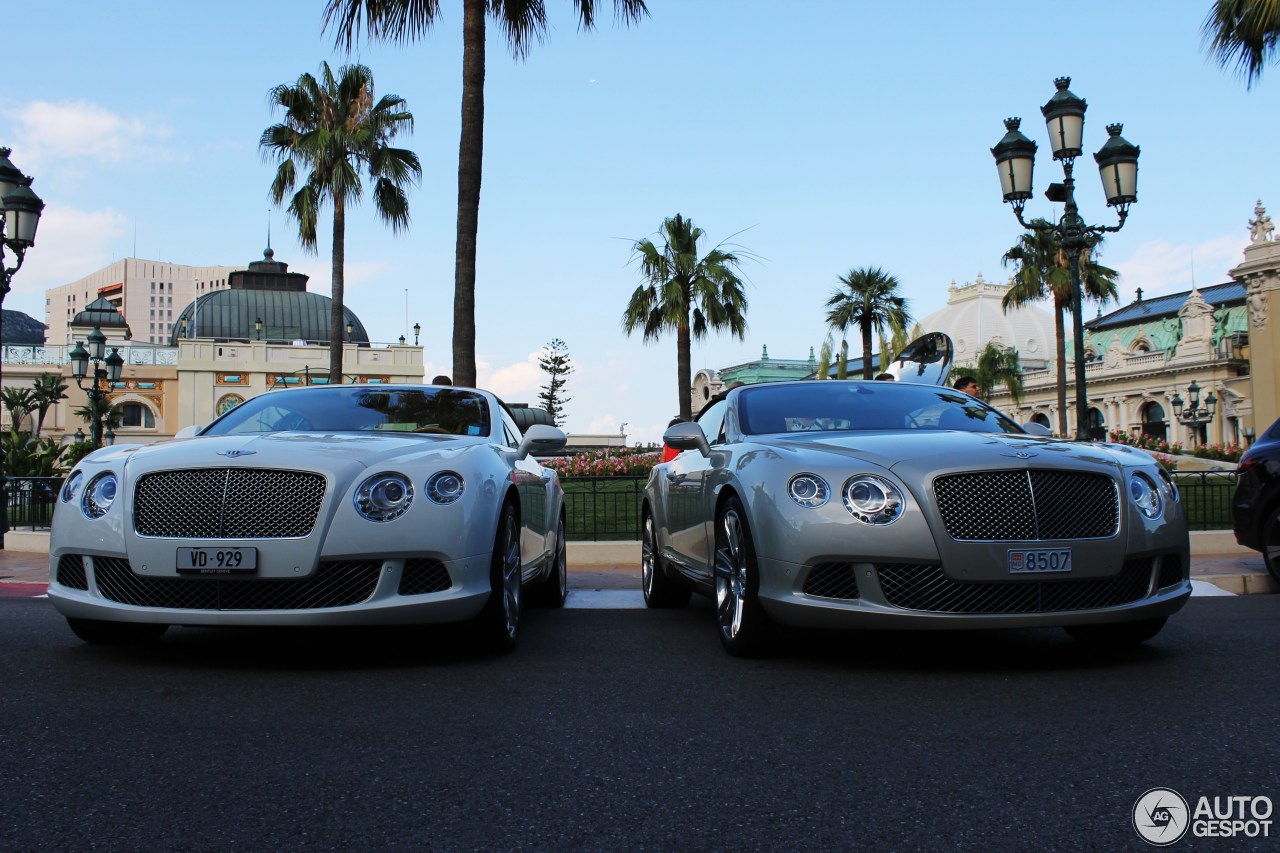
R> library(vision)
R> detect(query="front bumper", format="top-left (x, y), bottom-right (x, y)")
top-left (755, 551), bottom-right (1191, 630)
top-left (47, 552), bottom-right (492, 627)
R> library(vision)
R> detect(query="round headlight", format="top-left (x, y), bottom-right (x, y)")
top-left (787, 473), bottom-right (830, 508)
top-left (1129, 472), bottom-right (1164, 520)
top-left (61, 471), bottom-right (84, 503)
top-left (82, 473), bottom-right (118, 519)
top-left (355, 472), bottom-right (414, 522)
top-left (843, 475), bottom-right (904, 525)
top-left (426, 471), bottom-right (466, 505)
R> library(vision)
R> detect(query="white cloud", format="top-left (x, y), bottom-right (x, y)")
top-left (1111, 234), bottom-right (1247, 302)
top-left (480, 351), bottom-right (543, 401)
top-left (4, 206), bottom-right (130, 308)
top-left (4, 100), bottom-right (174, 172)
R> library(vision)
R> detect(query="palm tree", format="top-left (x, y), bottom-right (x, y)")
top-left (29, 372), bottom-right (68, 438)
top-left (622, 214), bottom-right (749, 422)
top-left (73, 398), bottom-right (123, 448)
top-left (261, 61), bottom-right (421, 384)
top-left (323, 0), bottom-right (648, 388)
top-left (1, 386), bottom-right (35, 434)
top-left (825, 267), bottom-right (911, 380)
top-left (955, 341), bottom-right (1025, 406)
top-left (1002, 220), bottom-right (1119, 435)
top-left (1203, 0), bottom-right (1280, 88)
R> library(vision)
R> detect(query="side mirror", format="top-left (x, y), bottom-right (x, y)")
top-left (1020, 422), bottom-right (1051, 437)
top-left (174, 425), bottom-right (201, 439)
top-left (517, 424), bottom-right (567, 460)
top-left (663, 421), bottom-right (710, 457)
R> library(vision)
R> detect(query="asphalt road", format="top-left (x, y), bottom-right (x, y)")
top-left (2, 595), bottom-right (1278, 852)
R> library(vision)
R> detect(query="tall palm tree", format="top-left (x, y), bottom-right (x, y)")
top-left (323, 0), bottom-right (648, 388)
top-left (1002, 220), bottom-right (1119, 435)
top-left (261, 61), bottom-right (421, 384)
top-left (29, 372), bottom-right (68, 438)
top-left (825, 267), bottom-right (911, 380)
top-left (622, 214), bottom-right (749, 422)
top-left (1203, 0), bottom-right (1280, 88)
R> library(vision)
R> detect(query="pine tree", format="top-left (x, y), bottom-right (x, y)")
top-left (537, 338), bottom-right (574, 427)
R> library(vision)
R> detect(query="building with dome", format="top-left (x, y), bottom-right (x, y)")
top-left (9, 248), bottom-right (423, 446)
top-left (918, 274), bottom-right (1054, 371)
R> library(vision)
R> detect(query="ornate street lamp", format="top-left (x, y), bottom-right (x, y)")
top-left (992, 77), bottom-right (1140, 441)
top-left (1172, 380), bottom-right (1218, 446)
top-left (398, 335), bottom-right (406, 346)
top-left (413, 322), bottom-right (421, 346)
top-left (255, 317), bottom-right (263, 340)
top-left (0, 147), bottom-right (45, 550)
top-left (70, 326), bottom-right (124, 448)
top-left (345, 320), bottom-right (354, 342)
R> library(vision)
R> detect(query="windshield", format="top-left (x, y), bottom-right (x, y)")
top-left (202, 387), bottom-right (492, 437)
top-left (737, 381), bottom-right (1023, 436)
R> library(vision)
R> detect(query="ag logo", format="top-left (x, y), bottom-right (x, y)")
top-left (1134, 787), bottom-right (1190, 846)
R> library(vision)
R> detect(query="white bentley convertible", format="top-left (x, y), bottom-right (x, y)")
top-left (48, 384), bottom-right (568, 652)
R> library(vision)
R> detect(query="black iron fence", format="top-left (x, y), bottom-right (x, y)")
top-left (4, 476), bottom-right (63, 533)
top-left (562, 476), bottom-right (645, 541)
top-left (1171, 471), bottom-right (1238, 532)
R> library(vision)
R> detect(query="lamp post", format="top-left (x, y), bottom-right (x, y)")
top-left (69, 326), bottom-right (124, 448)
top-left (255, 317), bottom-right (263, 340)
top-left (345, 320), bottom-right (353, 342)
top-left (992, 77), bottom-right (1140, 441)
top-left (0, 147), bottom-right (45, 551)
top-left (413, 322), bottom-right (421, 346)
top-left (1172, 380), bottom-right (1217, 447)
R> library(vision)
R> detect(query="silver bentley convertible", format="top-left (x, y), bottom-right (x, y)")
top-left (642, 341), bottom-right (1190, 656)
top-left (48, 384), bottom-right (568, 652)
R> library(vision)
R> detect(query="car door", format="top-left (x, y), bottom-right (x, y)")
top-left (501, 410), bottom-right (550, 567)
top-left (664, 400), bottom-right (729, 583)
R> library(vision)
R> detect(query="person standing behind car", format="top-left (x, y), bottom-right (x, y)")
top-left (953, 376), bottom-right (981, 397)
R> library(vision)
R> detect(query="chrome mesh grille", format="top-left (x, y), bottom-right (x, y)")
top-left (57, 554), bottom-right (88, 590)
top-left (134, 468), bottom-right (326, 538)
top-left (933, 470), bottom-right (1119, 541)
top-left (398, 559), bottom-right (452, 596)
top-left (92, 558), bottom-right (381, 610)
top-left (802, 563), bottom-right (861, 600)
top-left (876, 558), bottom-right (1155, 614)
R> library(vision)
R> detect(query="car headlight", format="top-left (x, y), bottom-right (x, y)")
top-left (82, 473), bottom-right (118, 519)
top-left (787, 473), bottom-right (829, 508)
top-left (61, 471), bottom-right (84, 503)
top-left (354, 472), bottom-right (415, 522)
top-left (1157, 467), bottom-right (1179, 503)
top-left (426, 471), bottom-right (465, 505)
top-left (842, 475), bottom-right (904, 525)
top-left (1129, 472), bottom-right (1164, 520)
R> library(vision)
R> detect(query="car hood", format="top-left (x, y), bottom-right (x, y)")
top-left (765, 431), bottom-right (1154, 476)
top-left (98, 432), bottom-right (485, 478)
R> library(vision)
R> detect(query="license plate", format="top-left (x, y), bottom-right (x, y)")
top-left (177, 547), bottom-right (258, 574)
top-left (1007, 548), bottom-right (1072, 574)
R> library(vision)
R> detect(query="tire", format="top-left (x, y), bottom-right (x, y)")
top-left (66, 618), bottom-right (168, 646)
top-left (641, 511), bottom-right (691, 608)
top-left (475, 502), bottom-right (522, 653)
top-left (713, 497), bottom-right (772, 657)
top-left (1262, 506), bottom-right (1280, 584)
top-left (531, 515), bottom-right (568, 608)
top-left (1065, 616), bottom-right (1167, 647)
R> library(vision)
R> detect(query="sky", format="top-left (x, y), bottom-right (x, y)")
top-left (1, 1), bottom-right (1275, 445)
